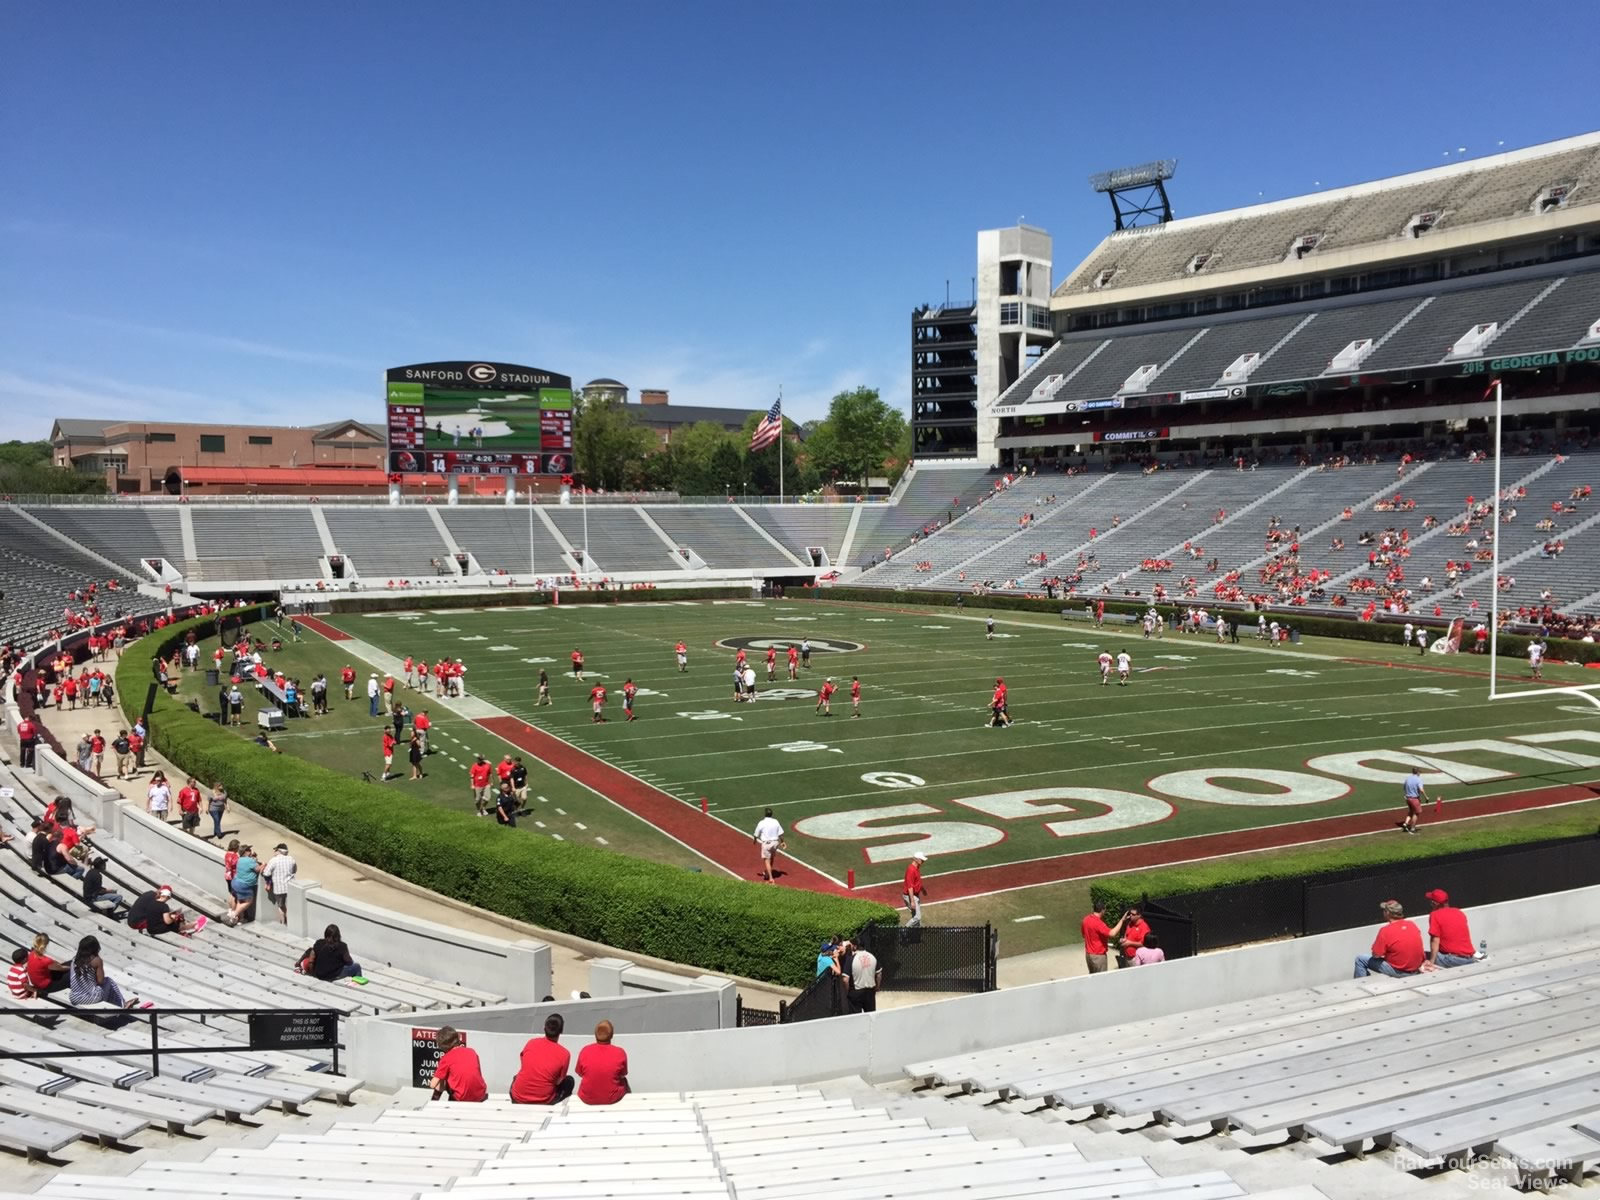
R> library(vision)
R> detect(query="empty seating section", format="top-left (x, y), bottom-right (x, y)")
top-left (1248, 295), bottom-right (1422, 382)
top-left (1485, 268), bottom-right (1600, 356)
top-left (322, 508), bottom-right (449, 578)
top-left (907, 938), bottom-right (1600, 1189)
top-left (1347, 276), bottom-right (1555, 373)
top-left (992, 337), bottom-right (1108, 410)
top-left (741, 506), bottom-right (854, 563)
top-left (1148, 312), bottom-right (1307, 394)
top-left (437, 508), bottom-right (570, 576)
top-left (850, 466), bottom-right (996, 565)
top-left (1050, 326), bottom-right (1199, 402)
top-left (1057, 140), bottom-right (1600, 298)
top-left (189, 507), bottom-right (323, 581)
top-left (543, 507), bottom-right (676, 572)
top-left (24, 509), bottom-right (184, 573)
top-left (647, 507), bottom-right (797, 569)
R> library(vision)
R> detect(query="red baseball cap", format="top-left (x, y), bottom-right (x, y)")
top-left (1424, 889), bottom-right (1449, 904)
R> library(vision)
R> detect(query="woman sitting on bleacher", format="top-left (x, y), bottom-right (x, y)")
top-left (304, 924), bottom-right (364, 982)
top-left (68, 935), bottom-right (147, 1010)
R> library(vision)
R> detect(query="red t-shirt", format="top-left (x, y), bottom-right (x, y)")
top-left (382, 732), bottom-right (396, 755)
top-left (177, 787), bottom-right (201, 814)
top-left (497, 760), bottom-right (513, 782)
top-left (903, 860), bottom-right (923, 896)
top-left (1371, 919), bottom-right (1425, 973)
top-left (413, 713), bottom-right (430, 731)
top-left (590, 686), bottom-right (606, 704)
top-left (788, 647), bottom-right (798, 662)
top-left (1081, 914), bottom-right (1112, 955)
top-left (26, 952), bottom-right (59, 989)
top-left (90, 735), bottom-right (105, 753)
top-left (820, 683), bottom-right (835, 699)
top-left (576, 1042), bottom-right (629, 1105)
top-left (510, 1038), bottom-right (570, 1104)
top-left (469, 762), bottom-right (491, 788)
top-left (1428, 906), bottom-right (1474, 958)
top-left (341, 668), bottom-right (355, 684)
top-left (1120, 918), bottom-right (1150, 956)
top-left (572, 651), bottom-right (584, 666)
top-left (433, 1045), bottom-right (487, 1103)
top-left (127, 733), bottom-right (144, 755)
top-left (851, 681), bottom-right (861, 699)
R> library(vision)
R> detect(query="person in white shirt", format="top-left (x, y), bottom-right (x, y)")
top-left (1529, 640), bottom-right (1545, 680)
top-left (1097, 651), bottom-right (1113, 686)
top-left (1257, 614), bottom-right (1267, 639)
top-left (1403, 622), bottom-right (1414, 646)
top-left (1415, 628), bottom-right (1429, 655)
top-left (1116, 651), bottom-right (1132, 685)
top-left (742, 665), bottom-right (756, 698)
top-left (752, 808), bottom-right (784, 883)
top-left (846, 943), bottom-right (882, 1013)
top-left (261, 843), bottom-right (298, 925)
top-left (1268, 620), bottom-right (1281, 642)
top-left (146, 778), bottom-right (171, 822)
top-left (1215, 617), bottom-right (1229, 643)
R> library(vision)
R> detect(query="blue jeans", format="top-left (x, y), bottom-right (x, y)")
top-left (1434, 952), bottom-right (1476, 968)
top-left (89, 890), bottom-right (123, 912)
top-left (369, 695), bottom-right (380, 717)
top-left (1354, 955), bottom-right (1417, 978)
top-left (210, 808), bottom-right (225, 839)
top-left (335, 962), bottom-right (362, 979)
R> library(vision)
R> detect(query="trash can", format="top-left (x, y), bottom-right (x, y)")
top-left (1289, 629), bottom-right (1302, 645)
top-left (205, 668), bottom-right (220, 687)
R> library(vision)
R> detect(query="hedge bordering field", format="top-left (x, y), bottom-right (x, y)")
top-left (812, 585), bottom-right (1600, 664)
top-left (327, 584), bottom-right (752, 616)
top-left (120, 609), bottom-right (895, 987)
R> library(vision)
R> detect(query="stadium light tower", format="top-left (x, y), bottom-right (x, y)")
top-left (1089, 159), bottom-right (1178, 230)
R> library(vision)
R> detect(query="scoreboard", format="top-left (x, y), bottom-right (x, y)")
top-left (384, 361), bottom-right (573, 477)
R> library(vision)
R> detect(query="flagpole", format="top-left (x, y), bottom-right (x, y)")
top-left (778, 385), bottom-right (785, 504)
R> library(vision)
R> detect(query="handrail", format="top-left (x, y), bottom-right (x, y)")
top-left (0, 1005), bottom-right (345, 1076)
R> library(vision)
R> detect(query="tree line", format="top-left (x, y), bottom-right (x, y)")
top-left (0, 440), bottom-right (107, 495)
top-left (572, 386), bottom-right (910, 497)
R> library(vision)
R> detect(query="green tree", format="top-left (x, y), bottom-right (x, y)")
top-left (0, 440), bottom-right (107, 495)
top-left (740, 412), bottom-right (816, 496)
top-left (803, 388), bottom-right (907, 490)
top-left (668, 422), bottom-right (742, 496)
top-left (572, 393), bottom-right (655, 492)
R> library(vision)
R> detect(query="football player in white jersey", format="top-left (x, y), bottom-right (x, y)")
top-left (1528, 638), bottom-right (1544, 680)
top-left (1097, 650), bottom-right (1113, 686)
top-left (1116, 650), bottom-right (1132, 685)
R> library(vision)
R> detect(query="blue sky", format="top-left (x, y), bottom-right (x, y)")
top-left (3, 1), bottom-right (1596, 442)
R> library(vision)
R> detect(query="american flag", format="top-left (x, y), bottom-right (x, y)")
top-left (749, 397), bottom-right (783, 451)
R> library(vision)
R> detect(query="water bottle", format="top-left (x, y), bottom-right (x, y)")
top-left (1478, 939), bottom-right (1488, 960)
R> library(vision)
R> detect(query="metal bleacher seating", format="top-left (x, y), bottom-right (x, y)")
top-left (542, 507), bottom-right (680, 573)
top-left (23, 509), bottom-right (185, 575)
top-left (4, 1078), bottom-right (1340, 1199)
top-left (188, 507), bottom-right (324, 581)
top-left (646, 507), bottom-right (801, 570)
top-left (322, 508), bottom-right (451, 579)
top-left (1486, 268), bottom-right (1600, 357)
top-left (862, 475), bottom-right (1064, 588)
top-left (741, 505), bottom-right (855, 566)
top-left (907, 939), bottom-right (1600, 1191)
top-left (436, 507), bottom-right (572, 577)
top-left (0, 510), bottom-right (153, 648)
top-left (850, 466), bottom-right (996, 567)
top-left (1359, 275), bottom-right (1558, 374)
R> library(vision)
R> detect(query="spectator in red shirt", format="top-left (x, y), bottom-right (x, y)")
top-left (1080, 900), bottom-right (1129, 975)
top-left (176, 777), bottom-right (203, 836)
top-left (470, 756), bottom-right (493, 816)
top-left (576, 1020), bottom-right (629, 1106)
top-left (413, 709), bottom-right (431, 755)
top-left (1355, 900), bottom-right (1425, 977)
top-left (902, 852), bottom-right (927, 927)
top-left (429, 1027), bottom-right (487, 1103)
top-left (1422, 889), bottom-right (1479, 970)
top-left (1116, 906), bottom-right (1151, 969)
top-left (381, 730), bottom-right (397, 781)
top-left (510, 1014), bottom-right (573, 1104)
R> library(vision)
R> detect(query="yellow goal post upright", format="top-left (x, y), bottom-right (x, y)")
top-left (1485, 376), bottom-right (1600, 712)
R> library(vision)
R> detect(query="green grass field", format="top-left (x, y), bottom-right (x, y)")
top-left (185, 597), bottom-right (1600, 954)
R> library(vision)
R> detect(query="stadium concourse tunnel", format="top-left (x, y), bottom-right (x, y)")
top-left (1134, 828), bottom-right (1600, 954)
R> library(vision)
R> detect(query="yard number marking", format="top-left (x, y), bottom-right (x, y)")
top-left (768, 740), bottom-right (844, 754)
top-left (861, 771), bottom-right (926, 789)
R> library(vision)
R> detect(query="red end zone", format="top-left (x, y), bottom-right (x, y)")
top-left (294, 615), bottom-right (352, 642)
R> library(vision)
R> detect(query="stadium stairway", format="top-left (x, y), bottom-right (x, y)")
top-left (0, 1081), bottom-right (1339, 1200)
top-left (903, 938), bottom-right (1600, 1196)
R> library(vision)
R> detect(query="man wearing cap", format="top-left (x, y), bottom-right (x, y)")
top-left (1422, 889), bottom-right (1478, 970)
top-left (128, 885), bottom-right (205, 937)
top-left (903, 851), bottom-right (928, 927)
top-left (261, 843), bottom-right (298, 925)
top-left (341, 664), bottom-right (356, 701)
top-left (367, 672), bottom-right (380, 718)
top-left (1354, 899), bottom-right (1425, 977)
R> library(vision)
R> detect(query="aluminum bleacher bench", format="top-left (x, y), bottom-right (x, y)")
top-left (1496, 1118), bottom-right (1600, 1188)
top-left (135, 1075), bottom-right (270, 1121)
top-left (0, 1084), bottom-right (147, 1145)
top-left (33, 1179), bottom-right (434, 1200)
top-left (714, 1125), bottom-right (974, 1164)
top-left (0, 1028), bottom-right (148, 1088)
top-left (0, 1058), bottom-right (76, 1095)
top-left (0, 1111), bottom-right (81, 1160)
top-left (126, 1161), bottom-right (466, 1188)
top-left (1391, 1085), bottom-right (1600, 1163)
top-left (58, 1079), bottom-right (214, 1133)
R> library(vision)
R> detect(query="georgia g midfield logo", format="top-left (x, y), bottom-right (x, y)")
top-left (466, 363), bottom-right (498, 383)
top-left (715, 635), bottom-right (863, 654)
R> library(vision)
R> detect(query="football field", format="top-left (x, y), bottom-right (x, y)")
top-left (305, 597), bottom-right (1600, 907)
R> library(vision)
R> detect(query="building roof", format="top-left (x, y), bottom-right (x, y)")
top-left (624, 402), bottom-right (765, 427)
top-left (178, 465), bottom-right (450, 487)
top-left (1056, 130), bottom-right (1600, 304)
top-left (49, 419), bottom-right (115, 440)
top-left (585, 378), bottom-right (626, 388)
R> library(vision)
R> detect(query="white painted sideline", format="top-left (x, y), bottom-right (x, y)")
top-left (343, 883), bottom-right (1600, 1093)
